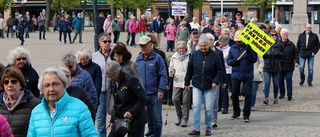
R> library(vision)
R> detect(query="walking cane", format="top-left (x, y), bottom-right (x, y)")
top-left (165, 71), bottom-right (173, 126)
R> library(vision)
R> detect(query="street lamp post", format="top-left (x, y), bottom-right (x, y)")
top-left (21, 0), bottom-right (27, 16)
top-left (93, 0), bottom-right (99, 51)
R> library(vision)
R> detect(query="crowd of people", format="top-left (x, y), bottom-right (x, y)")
top-left (0, 11), bottom-right (318, 137)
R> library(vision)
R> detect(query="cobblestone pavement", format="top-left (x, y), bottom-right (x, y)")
top-left (1, 30), bottom-right (320, 136)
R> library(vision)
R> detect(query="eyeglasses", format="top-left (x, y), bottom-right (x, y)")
top-left (271, 34), bottom-right (277, 36)
top-left (106, 73), bottom-right (116, 79)
top-left (42, 82), bottom-right (61, 90)
top-left (3, 79), bottom-right (18, 85)
top-left (102, 40), bottom-right (112, 44)
top-left (16, 57), bottom-right (26, 61)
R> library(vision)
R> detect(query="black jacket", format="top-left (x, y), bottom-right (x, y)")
top-left (185, 49), bottom-right (224, 90)
top-left (0, 90), bottom-right (40, 137)
top-left (280, 39), bottom-right (299, 71)
top-left (78, 60), bottom-right (102, 99)
top-left (66, 86), bottom-right (96, 121)
top-left (109, 71), bottom-right (147, 128)
top-left (297, 31), bottom-right (320, 59)
top-left (21, 64), bottom-right (40, 98)
top-left (263, 41), bottom-right (284, 73)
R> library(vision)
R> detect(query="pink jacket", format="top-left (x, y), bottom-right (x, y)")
top-left (0, 115), bottom-right (13, 137)
top-left (103, 19), bottom-right (113, 33)
top-left (165, 24), bottom-right (176, 41)
top-left (129, 20), bottom-right (137, 33)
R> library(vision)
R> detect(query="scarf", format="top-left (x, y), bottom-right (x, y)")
top-left (3, 90), bottom-right (25, 111)
top-left (177, 52), bottom-right (188, 61)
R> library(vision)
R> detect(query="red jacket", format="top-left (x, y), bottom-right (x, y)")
top-left (138, 19), bottom-right (148, 32)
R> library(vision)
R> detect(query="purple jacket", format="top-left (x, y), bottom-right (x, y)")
top-left (0, 114), bottom-right (13, 137)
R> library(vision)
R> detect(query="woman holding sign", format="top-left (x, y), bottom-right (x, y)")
top-left (262, 29), bottom-right (285, 105)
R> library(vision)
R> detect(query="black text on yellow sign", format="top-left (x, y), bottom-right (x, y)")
top-left (238, 22), bottom-right (275, 56)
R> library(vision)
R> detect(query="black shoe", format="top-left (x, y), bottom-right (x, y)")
top-left (288, 96), bottom-right (292, 101)
top-left (39, 38), bottom-right (41, 40)
top-left (308, 83), bottom-right (313, 87)
top-left (79, 42), bottom-right (83, 43)
top-left (299, 81), bottom-right (304, 86)
top-left (231, 115), bottom-right (240, 120)
top-left (263, 99), bottom-right (269, 105)
top-left (175, 118), bottom-right (181, 126)
top-left (64, 42), bottom-right (67, 44)
top-left (20, 42), bottom-right (24, 45)
top-left (43, 38), bottom-right (46, 40)
top-left (243, 117), bottom-right (250, 123)
top-left (211, 123), bottom-right (218, 128)
top-left (145, 131), bottom-right (153, 137)
top-left (188, 130), bottom-right (200, 135)
top-left (279, 95), bottom-right (284, 99)
top-left (222, 109), bottom-right (228, 114)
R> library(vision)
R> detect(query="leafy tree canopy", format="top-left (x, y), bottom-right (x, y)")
top-left (0, 0), bottom-right (13, 11)
top-left (52, 0), bottom-right (80, 13)
top-left (241, 0), bottom-right (279, 8)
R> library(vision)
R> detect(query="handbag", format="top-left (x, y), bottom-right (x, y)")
top-left (114, 118), bottom-right (131, 134)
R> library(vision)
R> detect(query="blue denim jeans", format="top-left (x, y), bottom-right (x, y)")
top-left (251, 81), bottom-right (259, 107)
top-left (193, 87), bottom-right (216, 131)
top-left (212, 85), bottom-right (219, 123)
top-left (264, 72), bottom-right (280, 99)
top-left (6, 26), bottom-right (14, 37)
top-left (96, 92), bottom-right (106, 137)
top-left (126, 31), bottom-right (131, 45)
top-left (231, 79), bottom-right (252, 117)
top-left (299, 56), bottom-right (314, 84)
top-left (147, 93), bottom-right (162, 137)
top-left (279, 71), bottom-right (293, 97)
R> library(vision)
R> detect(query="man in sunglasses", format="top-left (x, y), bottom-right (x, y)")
top-left (7, 47), bottom-right (40, 98)
top-left (136, 36), bottom-right (167, 137)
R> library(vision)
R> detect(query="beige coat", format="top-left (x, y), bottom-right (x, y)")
top-left (253, 55), bottom-right (264, 82)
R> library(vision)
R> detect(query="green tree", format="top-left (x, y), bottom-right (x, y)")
top-left (241, 0), bottom-right (279, 22)
top-left (51, 0), bottom-right (79, 13)
top-left (0, 0), bottom-right (13, 12)
top-left (180, 0), bottom-right (206, 20)
top-left (107, 0), bottom-right (153, 20)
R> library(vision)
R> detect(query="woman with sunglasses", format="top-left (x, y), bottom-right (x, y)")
top-left (262, 29), bottom-right (285, 105)
top-left (92, 33), bottom-right (113, 137)
top-left (7, 47), bottom-right (40, 98)
top-left (0, 66), bottom-right (40, 137)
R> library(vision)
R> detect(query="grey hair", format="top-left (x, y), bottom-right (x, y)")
top-left (280, 28), bottom-right (289, 35)
top-left (38, 67), bottom-right (68, 93)
top-left (205, 33), bottom-right (215, 40)
top-left (275, 24), bottom-right (282, 30)
top-left (176, 41), bottom-right (187, 51)
top-left (105, 61), bottom-right (121, 75)
top-left (62, 51), bottom-right (77, 65)
top-left (221, 28), bottom-right (231, 34)
top-left (98, 33), bottom-right (111, 43)
top-left (218, 35), bottom-right (229, 42)
top-left (58, 65), bottom-right (71, 75)
top-left (76, 46), bottom-right (92, 60)
top-left (199, 34), bottom-right (210, 45)
top-left (7, 47), bottom-right (31, 65)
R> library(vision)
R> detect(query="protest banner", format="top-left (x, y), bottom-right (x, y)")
top-left (172, 2), bottom-right (187, 16)
top-left (238, 22), bottom-right (275, 56)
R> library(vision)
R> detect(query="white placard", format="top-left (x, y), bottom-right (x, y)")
top-left (146, 10), bottom-right (151, 17)
top-left (172, 2), bottom-right (187, 16)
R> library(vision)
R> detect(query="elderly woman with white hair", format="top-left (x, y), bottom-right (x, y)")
top-left (185, 34), bottom-right (224, 136)
top-left (61, 51), bottom-right (98, 108)
top-left (7, 47), bottom-right (40, 98)
top-left (279, 28), bottom-right (299, 101)
top-left (206, 33), bottom-right (226, 128)
top-left (106, 61), bottom-right (147, 137)
top-left (76, 46), bottom-right (102, 100)
top-left (27, 67), bottom-right (98, 137)
top-left (169, 41), bottom-right (190, 127)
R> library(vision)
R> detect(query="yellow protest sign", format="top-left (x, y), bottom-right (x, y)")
top-left (238, 22), bottom-right (275, 56)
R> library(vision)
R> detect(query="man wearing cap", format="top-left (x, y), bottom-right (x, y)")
top-left (232, 12), bottom-right (246, 26)
top-left (187, 28), bottom-right (200, 55)
top-left (202, 19), bottom-right (215, 36)
top-left (136, 36), bottom-right (168, 137)
top-left (227, 31), bottom-right (257, 123)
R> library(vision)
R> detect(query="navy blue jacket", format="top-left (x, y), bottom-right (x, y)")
top-left (78, 60), bottom-right (102, 99)
top-left (152, 19), bottom-right (164, 33)
top-left (185, 49), bottom-right (224, 90)
top-left (227, 44), bottom-right (257, 80)
top-left (136, 51), bottom-right (167, 95)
